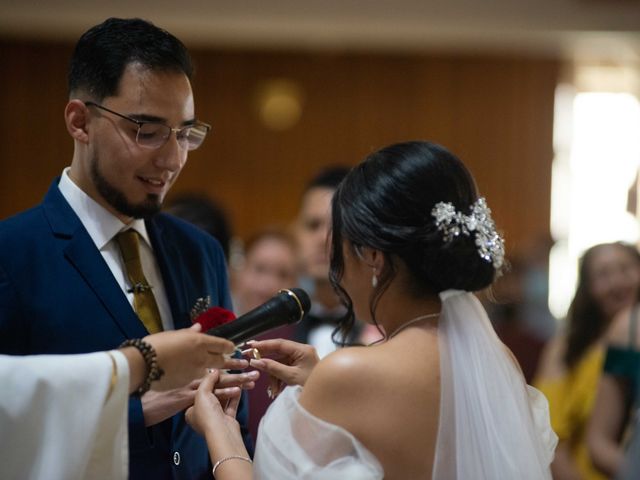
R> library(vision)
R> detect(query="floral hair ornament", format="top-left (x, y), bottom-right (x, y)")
top-left (431, 197), bottom-right (505, 269)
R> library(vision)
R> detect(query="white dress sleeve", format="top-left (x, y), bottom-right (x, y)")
top-left (0, 351), bottom-right (130, 480)
top-left (253, 386), bottom-right (384, 479)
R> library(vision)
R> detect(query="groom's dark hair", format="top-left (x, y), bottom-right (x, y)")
top-left (68, 17), bottom-right (193, 101)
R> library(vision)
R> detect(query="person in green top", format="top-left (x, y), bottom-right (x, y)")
top-left (589, 296), bottom-right (640, 477)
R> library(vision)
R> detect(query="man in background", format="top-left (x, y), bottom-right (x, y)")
top-left (294, 166), bottom-right (368, 357)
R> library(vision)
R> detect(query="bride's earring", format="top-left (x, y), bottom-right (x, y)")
top-left (372, 270), bottom-right (378, 288)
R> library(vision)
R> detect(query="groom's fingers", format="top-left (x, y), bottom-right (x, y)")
top-left (222, 357), bottom-right (250, 370)
top-left (217, 370), bottom-right (260, 388)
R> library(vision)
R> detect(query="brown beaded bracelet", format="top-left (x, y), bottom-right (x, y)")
top-left (119, 338), bottom-right (165, 395)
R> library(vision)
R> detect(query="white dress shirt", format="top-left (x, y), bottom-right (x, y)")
top-left (58, 168), bottom-right (174, 330)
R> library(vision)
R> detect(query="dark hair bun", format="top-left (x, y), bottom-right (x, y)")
top-left (412, 231), bottom-right (498, 293)
top-left (331, 140), bottom-right (501, 296)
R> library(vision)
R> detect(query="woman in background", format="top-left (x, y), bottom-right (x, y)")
top-left (588, 247), bottom-right (640, 477)
top-left (232, 229), bottom-right (298, 316)
top-left (535, 242), bottom-right (640, 479)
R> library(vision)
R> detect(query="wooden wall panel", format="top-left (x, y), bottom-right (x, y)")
top-left (0, 39), bottom-right (558, 257)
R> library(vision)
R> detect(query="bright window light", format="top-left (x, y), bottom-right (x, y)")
top-left (549, 89), bottom-right (640, 319)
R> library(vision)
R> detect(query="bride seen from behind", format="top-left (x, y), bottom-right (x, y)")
top-left (185, 140), bottom-right (557, 479)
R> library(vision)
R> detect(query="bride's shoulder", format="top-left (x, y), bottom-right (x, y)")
top-left (299, 346), bottom-right (381, 421)
top-left (307, 346), bottom-right (378, 393)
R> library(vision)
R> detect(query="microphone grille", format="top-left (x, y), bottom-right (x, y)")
top-left (286, 287), bottom-right (311, 314)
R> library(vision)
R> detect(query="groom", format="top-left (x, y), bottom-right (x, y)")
top-left (0, 18), bottom-right (250, 479)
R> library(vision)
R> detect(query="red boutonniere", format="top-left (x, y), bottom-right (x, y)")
top-left (190, 296), bottom-right (236, 332)
top-left (193, 306), bottom-right (236, 331)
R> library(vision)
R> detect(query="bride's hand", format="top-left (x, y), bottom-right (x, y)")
top-left (247, 339), bottom-right (320, 398)
top-left (185, 370), bottom-right (241, 437)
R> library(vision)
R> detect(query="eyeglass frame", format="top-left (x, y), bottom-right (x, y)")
top-left (84, 101), bottom-right (211, 151)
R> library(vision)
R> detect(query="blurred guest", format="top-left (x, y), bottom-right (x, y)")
top-left (588, 255), bottom-right (640, 477)
top-left (165, 192), bottom-right (233, 260)
top-left (535, 243), bottom-right (640, 480)
top-left (293, 166), bottom-right (367, 357)
top-left (232, 229), bottom-right (298, 315)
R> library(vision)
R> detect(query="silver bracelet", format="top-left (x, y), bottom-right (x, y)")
top-left (212, 455), bottom-right (252, 475)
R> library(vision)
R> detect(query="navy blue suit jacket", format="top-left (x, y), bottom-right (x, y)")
top-left (0, 181), bottom-right (251, 479)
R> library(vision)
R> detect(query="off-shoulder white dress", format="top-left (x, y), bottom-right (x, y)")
top-left (254, 291), bottom-right (557, 479)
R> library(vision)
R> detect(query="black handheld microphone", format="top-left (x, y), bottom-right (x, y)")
top-left (206, 288), bottom-right (311, 344)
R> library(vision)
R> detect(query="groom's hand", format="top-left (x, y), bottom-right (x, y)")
top-left (142, 380), bottom-right (201, 426)
top-left (141, 369), bottom-right (259, 426)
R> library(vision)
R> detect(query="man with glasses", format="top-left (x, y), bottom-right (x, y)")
top-left (0, 18), bottom-right (252, 479)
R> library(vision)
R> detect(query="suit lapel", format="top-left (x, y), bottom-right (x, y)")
top-left (43, 181), bottom-right (147, 339)
top-left (147, 217), bottom-right (190, 329)
top-left (64, 235), bottom-right (147, 338)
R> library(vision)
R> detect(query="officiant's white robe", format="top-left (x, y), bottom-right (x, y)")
top-left (0, 351), bottom-right (129, 480)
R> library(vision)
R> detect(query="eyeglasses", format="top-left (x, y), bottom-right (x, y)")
top-left (84, 101), bottom-right (211, 151)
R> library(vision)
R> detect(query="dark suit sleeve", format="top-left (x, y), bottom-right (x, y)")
top-left (0, 263), bottom-right (26, 354)
top-left (128, 396), bottom-right (153, 451)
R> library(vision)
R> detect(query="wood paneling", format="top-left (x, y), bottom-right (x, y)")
top-left (0, 39), bottom-right (558, 256)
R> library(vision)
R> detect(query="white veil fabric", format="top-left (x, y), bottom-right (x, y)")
top-left (432, 290), bottom-right (557, 479)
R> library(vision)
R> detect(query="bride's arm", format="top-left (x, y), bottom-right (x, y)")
top-left (185, 371), bottom-right (253, 480)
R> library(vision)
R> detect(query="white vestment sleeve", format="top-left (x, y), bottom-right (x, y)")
top-left (254, 386), bottom-right (384, 479)
top-left (0, 351), bottom-right (129, 480)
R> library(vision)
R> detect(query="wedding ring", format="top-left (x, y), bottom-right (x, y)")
top-left (241, 347), bottom-right (261, 360)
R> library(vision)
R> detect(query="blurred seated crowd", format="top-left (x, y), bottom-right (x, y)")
top-left (166, 172), bottom-right (640, 480)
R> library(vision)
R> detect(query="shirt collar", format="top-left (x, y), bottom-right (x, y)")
top-left (58, 167), bottom-right (153, 250)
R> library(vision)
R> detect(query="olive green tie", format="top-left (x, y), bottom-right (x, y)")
top-left (115, 230), bottom-right (163, 334)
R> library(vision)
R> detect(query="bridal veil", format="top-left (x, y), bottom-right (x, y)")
top-left (433, 289), bottom-right (557, 479)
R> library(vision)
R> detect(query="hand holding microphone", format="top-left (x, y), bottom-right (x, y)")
top-left (193, 288), bottom-right (319, 399)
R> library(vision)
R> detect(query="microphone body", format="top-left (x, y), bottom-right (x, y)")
top-left (206, 288), bottom-right (311, 344)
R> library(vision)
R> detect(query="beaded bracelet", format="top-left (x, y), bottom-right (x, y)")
top-left (212, 455), bottom-right (252, 475)
top-left (119, 338), bottom-right (165, 395)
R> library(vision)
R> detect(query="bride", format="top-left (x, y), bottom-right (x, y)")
top-left (186, 140), bottom-right (557, 479)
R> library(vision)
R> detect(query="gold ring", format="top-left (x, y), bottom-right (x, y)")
top-left (241, 347), bottom-right (261, 360)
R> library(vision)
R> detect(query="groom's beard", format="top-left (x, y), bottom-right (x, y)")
top-left (90, 152), bottom-right (161, 219)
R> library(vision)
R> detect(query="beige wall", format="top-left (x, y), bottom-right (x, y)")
top-left (0, 39), bottom-right (558, 256)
